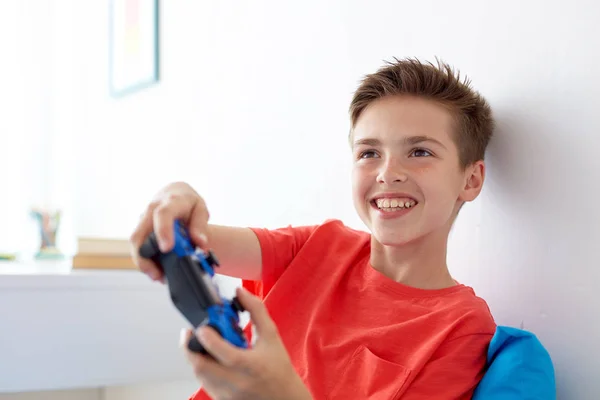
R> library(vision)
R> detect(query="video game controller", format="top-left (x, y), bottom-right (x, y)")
top-left (139, 220), bottom-right (248, 355)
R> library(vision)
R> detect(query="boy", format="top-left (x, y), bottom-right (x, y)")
top-left (130, 58), bottom-right (497, 399)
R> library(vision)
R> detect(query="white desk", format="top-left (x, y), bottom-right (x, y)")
top-left (0, 260), bottom-right (237, 393)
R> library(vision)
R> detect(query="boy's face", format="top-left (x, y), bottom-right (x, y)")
top-left (351, 95), bottom-right (484, 246)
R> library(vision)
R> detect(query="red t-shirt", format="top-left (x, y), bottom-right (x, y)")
top-left (191, 219), bottom-right (496, 400)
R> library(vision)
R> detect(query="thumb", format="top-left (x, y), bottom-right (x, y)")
top-left (236, 287), bottom-right (277, 340)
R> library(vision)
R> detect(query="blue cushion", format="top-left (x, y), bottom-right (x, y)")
top-left (473, 326), bottom-right (556, 400)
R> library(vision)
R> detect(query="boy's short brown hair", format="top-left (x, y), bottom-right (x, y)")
top-left (349, 57), bottom-right (495, 169)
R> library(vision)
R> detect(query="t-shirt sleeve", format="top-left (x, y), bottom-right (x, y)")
top-left (401, 333), bottom-right (493, 400)
top-left (242, 224), bottom-right (318, 299)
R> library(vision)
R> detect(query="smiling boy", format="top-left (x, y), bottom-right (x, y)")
top-left (131, 57), bottom-right (497, 399)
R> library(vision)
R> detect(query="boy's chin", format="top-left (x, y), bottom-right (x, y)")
top-left (370, 227), bottom-right (416, 247)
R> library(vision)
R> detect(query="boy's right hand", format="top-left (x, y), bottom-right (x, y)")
top-left (129, 181), bottom-right (210, 282)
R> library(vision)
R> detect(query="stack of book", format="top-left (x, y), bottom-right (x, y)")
top-left (72, 236), bottom-right (136, 270)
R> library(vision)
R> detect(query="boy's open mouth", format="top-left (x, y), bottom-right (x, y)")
top-left (371, 197), bottom-right (418, 212)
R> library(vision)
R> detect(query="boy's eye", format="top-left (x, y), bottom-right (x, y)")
top-left (359, 150), bottom-right (379, 159)
top-left (410, 148), bottom-right (433, 157)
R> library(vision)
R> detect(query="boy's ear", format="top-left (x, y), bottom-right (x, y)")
top-left (459, 160), bottom-right (485, 202)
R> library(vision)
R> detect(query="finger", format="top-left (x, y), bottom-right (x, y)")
top-left (180, 327), bottom-right (192, 348)
top-left (129, 202), bottom-right (163, 281)
top-left (153, 194), bottom-right (193, 252)
top-left (236, 286), bottom-right (277, 340)
top-left (181, 329), bottom-right (238, 382)
top-left (188, 200), bottom-right (210, 249)
top-left (196, 326), bottom-right (247, 368)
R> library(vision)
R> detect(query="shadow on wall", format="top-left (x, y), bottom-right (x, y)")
top-left (478, 87), bottom-right (600, 399)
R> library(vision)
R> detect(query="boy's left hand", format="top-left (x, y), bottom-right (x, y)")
top-left (180, 287), bottom-right (312, 400)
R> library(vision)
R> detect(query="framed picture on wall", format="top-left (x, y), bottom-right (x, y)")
top-left (109, 0), bottom-right (159, 97)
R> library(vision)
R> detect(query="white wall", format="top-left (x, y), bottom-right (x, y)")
top-left (66, 0), bottom-right (361, 241)
top-left (0, 0), bottom-right (57, 255)
top-left (4, 0), bottom-right (600, 399)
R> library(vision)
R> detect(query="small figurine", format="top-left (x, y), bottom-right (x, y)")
top-left (30, 208), bottom-right (63, 259)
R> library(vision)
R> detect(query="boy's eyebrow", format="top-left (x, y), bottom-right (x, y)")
top-left (353, 136), bottom-right (447, 149)
top-left (405, 135), bottom-right (447, 150)
top-left (353, 138), bottom-right (381, 147)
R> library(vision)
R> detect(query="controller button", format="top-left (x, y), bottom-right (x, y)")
top-left (205, 250), bottom-right (220, 267)
top-left (229, 316), bottom-right (244, 335)
top-left (231, 296), bottom-right (244, 313)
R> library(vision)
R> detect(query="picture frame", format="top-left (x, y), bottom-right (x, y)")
top-left (109, 0), bottom-right (160, 97)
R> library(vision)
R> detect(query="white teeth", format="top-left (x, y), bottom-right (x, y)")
top-left (375, 198), bottom-right (417, 210)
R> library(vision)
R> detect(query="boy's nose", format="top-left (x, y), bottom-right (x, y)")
top-left (377, 160), bottom-right (408, 184)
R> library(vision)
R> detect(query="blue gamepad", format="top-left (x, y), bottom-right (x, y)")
top-left (139, 220), bottom-right (248, 354)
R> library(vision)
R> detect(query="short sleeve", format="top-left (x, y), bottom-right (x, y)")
top-left (242, 224), bottom-right (318, 299)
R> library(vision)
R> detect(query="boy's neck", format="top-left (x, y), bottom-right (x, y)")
top-left (369, 229), bottom-right (456, 290)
